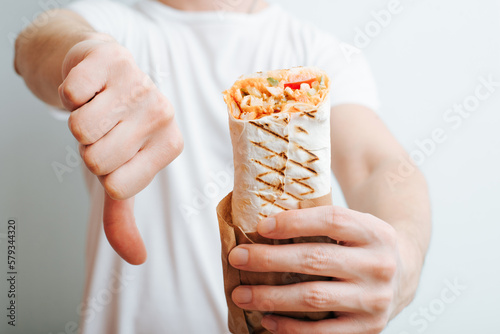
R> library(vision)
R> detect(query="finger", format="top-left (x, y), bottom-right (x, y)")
top-left (59, 41), bottom-right (109, 111)
top-left (79, 121), bottom-right (145, 176)
top-left (229, 243), bottom-right (366, 279)
top-left (261, 314), bottom-right (374, 334)
top-left (99, 122), bottom-right (183, 200)
top-left (103, 193), bottom-right (147, 265)
top-left (68, 90), bottom-right (124, 145)
top-left (232, 281), bottom-right (364, 313)
top-left (258, 206), bottom-right (380, 245)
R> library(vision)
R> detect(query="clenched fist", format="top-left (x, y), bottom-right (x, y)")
top-left (59, 36), bottom-right (183, 265)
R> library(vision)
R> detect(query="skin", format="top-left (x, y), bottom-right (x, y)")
top-left (14, 0), bottom-right (431, 333)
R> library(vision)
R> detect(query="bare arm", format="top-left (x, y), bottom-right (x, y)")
top-left (330, 104), bottom-right (432, 316)
top-left (14, 10), bottom-right (108, 107)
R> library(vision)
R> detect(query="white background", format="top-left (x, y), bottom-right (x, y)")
top-left (1, 0), bottom-right (499, 333)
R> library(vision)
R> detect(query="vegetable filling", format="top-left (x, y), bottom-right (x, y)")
top-left (223, 68), bottom-right (330, 120)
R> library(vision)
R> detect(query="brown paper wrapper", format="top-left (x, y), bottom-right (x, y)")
top-left (217, 192), bottom-right (336, 334)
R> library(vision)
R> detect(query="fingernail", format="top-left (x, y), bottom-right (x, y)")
top-left (261, 317), bottom-right (277, 332)
top-left (233, 287), bottom-right (252, 304)
top-left (259, 217), bottom-right (276, 235)
top-left (230, 247), bottom-right (249, 266)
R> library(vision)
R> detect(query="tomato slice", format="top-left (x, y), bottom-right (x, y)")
top-left (284, 78), bottom-right (316, 90)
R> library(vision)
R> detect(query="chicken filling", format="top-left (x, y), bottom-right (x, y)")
top-left (224, 69), bottom-right (330, 120)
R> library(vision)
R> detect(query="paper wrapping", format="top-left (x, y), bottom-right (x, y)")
top-left (217, 192), bottom-right (335, 334)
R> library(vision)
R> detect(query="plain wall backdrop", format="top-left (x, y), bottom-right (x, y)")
top-left (1, 0), bottom-right (499, 333)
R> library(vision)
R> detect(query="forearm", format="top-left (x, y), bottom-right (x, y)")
top-left (14, 9), bottom-right (104, 107)
top-left (342, 156), bottom-right (431, 317)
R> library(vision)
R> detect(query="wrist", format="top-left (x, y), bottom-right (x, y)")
top-left (390, 231), bottom-right (426, 319)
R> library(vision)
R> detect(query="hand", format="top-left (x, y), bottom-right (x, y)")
top-left (228, 206), bottom-right (401, 334)
top-left (59, 36), bottom-right (184, 265)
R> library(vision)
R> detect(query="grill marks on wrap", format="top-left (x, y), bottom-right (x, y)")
top-left (256, 194), bottom-right (289, 211)
top-left (250, 141), bottom-right (288, 160)
top-left (251, 159), bottom-right (286, 176)
top-left (284, 191), bottom-right (303, 201)
top-left (300, 109), bottom-right (318, 119)
top-left (302, 112), bottom-right (316, 119)
top-left (295, 126), bottom-right (308, 134)
top-left (291, 144), bottom-right (319, 167)
top-left (250, 112), bottom-right (319, 210)
top-left (289, 159), bottom-right (318, 175)
top-left (255, 177), bottom-right (284, 193)
top-left (291, 177), bottom-right (315, 196)
top-left (250, 121), bottom-right (289, 143)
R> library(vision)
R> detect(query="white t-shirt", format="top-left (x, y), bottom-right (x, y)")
top-left (58, 1), bottom-right (380, 333)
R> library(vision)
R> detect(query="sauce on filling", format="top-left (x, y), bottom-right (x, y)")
top-left (224, 69), bottom-right (329, 120)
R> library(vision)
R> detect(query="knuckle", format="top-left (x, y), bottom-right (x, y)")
top-left (81, 146), bottom-right (104, 176)
top-left (257, 294), bottom-right (278, 312)
top-left (365, 289), bottom-right (394, 315)
top-left (152, 95), bottom-right (174, 125)
top-left (68, 114), bottom-right (90, 143)
top-left (150, 140), bottom-right (183, 173)
top-left (128, 79), bottom-right (152, 105)
top-left (103, 176), bottom-right (128, 200)
top-left (98, 116), bottom-right (114, 134)
top-left (153, 124), bottom-right (184, 169)
top-left (114, 54), bottom-right (134, 70)
top-left (369, 315), bottom-right (390, 333)
top-left (304, 246), bottom-right (330, 273)
top-left (59, 83), bottom-right (78, 109)
top-left (106, 44), bottom-right (134, 66)
top-left (373, 256), bottom-right (397, 282)
top-left (303, 285), bottom-right (330, 310)
top-left (169, 126), bottom-right (184, 156)
top-left (146, 149), bottom-right (168, 173)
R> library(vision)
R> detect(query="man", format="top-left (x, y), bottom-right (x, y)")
top-left (14, 0), bottom-right (431, 333)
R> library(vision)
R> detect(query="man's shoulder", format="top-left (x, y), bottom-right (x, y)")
top-left (66, 0), bottom-right (154, 42)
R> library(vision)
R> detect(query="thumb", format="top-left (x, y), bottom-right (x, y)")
top-left (102, 192), bottom-right (147, 265)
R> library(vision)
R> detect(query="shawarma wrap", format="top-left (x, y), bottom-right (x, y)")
top-left (224, 67), bottom-right (332, 233)
top-left (217, 67), bottom-right (335, 334)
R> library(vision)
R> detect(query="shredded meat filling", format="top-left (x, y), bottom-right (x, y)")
top-left (224, 68), bottom-right (329, 120)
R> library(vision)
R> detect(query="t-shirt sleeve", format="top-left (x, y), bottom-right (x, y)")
top-left (65, 0), bottom-right (138, 44)
top-left (304, 25), bottom-right (380, 111)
